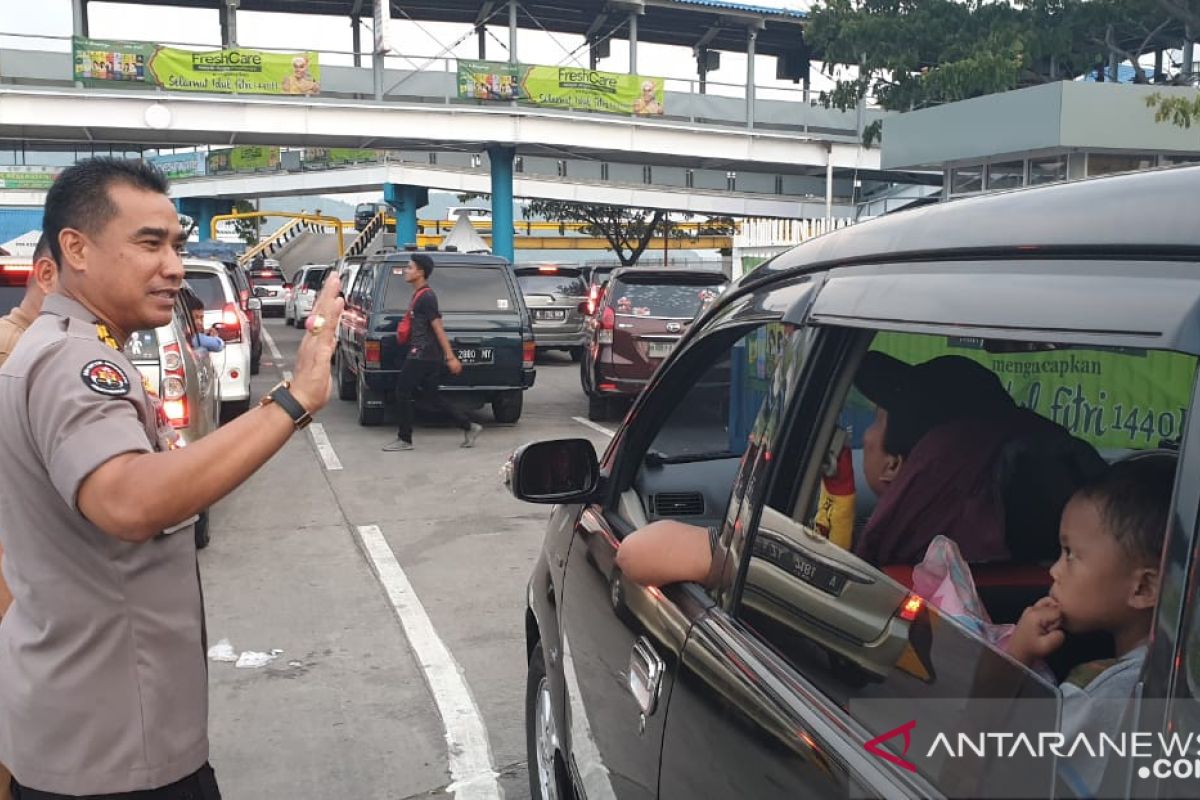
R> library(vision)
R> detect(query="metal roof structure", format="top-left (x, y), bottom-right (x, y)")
top-left (97, 0), bottom-right (809, 57)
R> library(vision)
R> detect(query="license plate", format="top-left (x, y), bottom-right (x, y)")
top-left (535, 309), bottom-right (567, 321)
top-left (647, 341), bottom-right (675, 359)
top-left (455, 347), bottom-right (494, 365)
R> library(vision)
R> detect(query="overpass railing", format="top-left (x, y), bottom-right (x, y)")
top-left (0, 33), bottom-right (881, 139)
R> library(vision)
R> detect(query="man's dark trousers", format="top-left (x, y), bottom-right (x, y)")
top-left (395, 358), bottom-right (470, 443)
top-left (11, 764), bottom-right (220, 799)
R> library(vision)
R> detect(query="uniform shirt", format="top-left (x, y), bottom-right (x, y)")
top-left (0, 295), bottom-right (208, 794)
top-left (0, 305), bottom-right (34, 368)
top-left (408, 288), bottom-right (442, 362)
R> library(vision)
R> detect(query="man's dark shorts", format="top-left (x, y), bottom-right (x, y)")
top-left (11, 764), bottom-right (220, 800)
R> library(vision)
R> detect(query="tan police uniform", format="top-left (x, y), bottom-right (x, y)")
top-left (0, 305), bottom-right (34, 368)
top-left (0, 295), bottom-right (208, 795)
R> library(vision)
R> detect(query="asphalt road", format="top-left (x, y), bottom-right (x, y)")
top-left (200, 317), bottom-right (611, 799)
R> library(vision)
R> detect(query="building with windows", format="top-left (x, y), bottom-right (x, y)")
top-left (881, 81), bottom-right (1200, 200)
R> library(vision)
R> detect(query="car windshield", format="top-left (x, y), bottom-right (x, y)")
top-left (383, 265), bottom-right (517, 314)
top-left (609, 280), bottom-right (724, 319)
top-left (516, 270), bottom-right (586, 298)
top-left (184, 272), bottom-right (228, 309)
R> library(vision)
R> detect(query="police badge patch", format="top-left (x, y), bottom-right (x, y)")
top-left (81, 359), bottom-right (131, 396)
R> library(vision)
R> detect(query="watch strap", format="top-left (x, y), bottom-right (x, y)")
top-left (264, 382), bottom-right (313, 429)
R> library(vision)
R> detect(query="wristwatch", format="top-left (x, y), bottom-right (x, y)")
top-left (259, 381), bottom-right (313, 430)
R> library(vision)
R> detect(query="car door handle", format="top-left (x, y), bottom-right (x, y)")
top-left (628, 636), bottom-right (665, 717)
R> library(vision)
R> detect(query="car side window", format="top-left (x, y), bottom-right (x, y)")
top-left (359, 266), bottom-right (378, 313)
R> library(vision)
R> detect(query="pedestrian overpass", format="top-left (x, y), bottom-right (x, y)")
top-left (0, 1), bottom-right (937, 258)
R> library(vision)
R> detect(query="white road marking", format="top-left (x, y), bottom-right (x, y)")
top-left (572, 416), bottom-right (615, 438)
top-left (355, 525), bottom-right (501, 800)
top-left (308, 423), bottom-right (342, 471)
top-left (262, 328), bottom-right (283, 360)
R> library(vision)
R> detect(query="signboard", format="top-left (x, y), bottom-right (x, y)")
top-left (0, 166), bottom-right (59, 190)
top-left (73, 37), bottom-right (320, 96)
top-left (147, 152), bottom-right (206, 180)
top-left (374, 0), bottom-right (393, 55)
top-left (870, 333), bottom-right (1197, 451)
top-left (205, 146), bottom-right (280, 175)
top-left (457, 60), bottom-right (666, 116)
top-left (303, 147), bottom-right (381, 168)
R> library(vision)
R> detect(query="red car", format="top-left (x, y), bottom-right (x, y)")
top-left (580, 267), bottom-right (726, 420)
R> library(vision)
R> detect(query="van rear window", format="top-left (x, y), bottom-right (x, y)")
top-left (185, 272), bottom-right (228, 310)
top-left (609, 280), bottom-right (723, 319)
top-left (516, 271), bottom-right (586, 298)
top-left (383, 265), bottom-right (517, 314)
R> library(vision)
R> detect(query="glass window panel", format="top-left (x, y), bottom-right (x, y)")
top-left (1028, 156), bottom-right (1068, 185)
top-left (950, 166), bottom-right (982, 195)
top-left (1087, 153), bottom-right (1156, 177)
top-left (986, 161), bottom-right (1024, 191)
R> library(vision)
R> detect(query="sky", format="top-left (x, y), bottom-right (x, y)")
top-left (0, 0), bottom-right (836, 97)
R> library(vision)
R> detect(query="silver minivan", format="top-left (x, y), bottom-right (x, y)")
top-left (514, 264), bottom-right (588, 361)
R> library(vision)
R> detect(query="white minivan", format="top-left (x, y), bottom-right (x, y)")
top-left (183, 259), bottom-right (254, 416)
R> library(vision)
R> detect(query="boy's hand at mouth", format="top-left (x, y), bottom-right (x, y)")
top-left (1008, 596), bottom-right (1065, 666)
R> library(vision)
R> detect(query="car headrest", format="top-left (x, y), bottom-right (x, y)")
top-left (995, 431), bottom-right (1107, 563)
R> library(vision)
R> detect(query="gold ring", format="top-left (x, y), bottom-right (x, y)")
top-left (307, 314), bottom-right (326, 335)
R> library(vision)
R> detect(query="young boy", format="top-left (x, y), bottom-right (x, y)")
top-left (1007, 454), bottom-right (1175, 794)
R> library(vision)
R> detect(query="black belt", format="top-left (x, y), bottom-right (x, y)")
top-left (11, 764), bottom-right (220, 800)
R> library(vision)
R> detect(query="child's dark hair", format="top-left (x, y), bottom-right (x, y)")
top-left (410, 253), bottom-right (434, 279)
top-left (1073, 453), bottom-right (1176, 566)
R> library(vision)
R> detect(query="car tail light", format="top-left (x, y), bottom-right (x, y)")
top-left (163, 398), bottom-right (188, 426)
top-left (0, 263), bottom-right (33, 286)
top-left (598, 306), bottom-right (615, 344)
top-left (586, 284), bottom-right (602, 315)
top-left (365, 340), bottom-right (381, 367)
top-left (160, 342), bottom-right (189, 427)
top-left (283, 282), bottom-right (293, 291)
top-left (899, 594), bottom-right (924, 622)
top-left (216, 303), bottom-right (242, 343)
top-left (537, 264), bottom-right (558, 273)
top-left (599, 382), bottom-right (618, 392)
top-left (522, 339), bottom-right (536, 369)
top-left (239, 288), bottom-right (249, 309)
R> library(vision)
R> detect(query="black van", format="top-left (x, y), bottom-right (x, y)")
top-left (335, 250), bottom-right (536, 425)
top-left (508, 166), bottom-right (1200, 800)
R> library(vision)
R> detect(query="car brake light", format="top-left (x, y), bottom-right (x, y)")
top-left (598, 306), bottom-right (615, 344)
top-left (599, 382), bottom-right (618, 392)
top-left (0, 264), bottom-right (32, 287)
top-left (283, 282), bottom-right (293, 291)
top-left (522, 339), bottom-right (536, 369)
top-left (586, 284), bottom-right (602, 315)
top-left (899, 594), bottom-right (924, 622)
top-left (163, 398), bottom-right (188, 425)
top-left (216, 303), bottom-right (242, 343)
top-left (537, 264), bottom-right (558, 273)
top-left (365, 340), bottom-right (381, 367)
top-left (160, 342), bottom-right (189, 427)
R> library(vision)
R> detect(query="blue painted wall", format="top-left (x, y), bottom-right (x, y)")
top-left (0, 208), bottom-right (42, 245)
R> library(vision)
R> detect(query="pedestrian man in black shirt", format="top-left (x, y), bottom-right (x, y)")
top-left (383, 253), bottom-right (482, 451)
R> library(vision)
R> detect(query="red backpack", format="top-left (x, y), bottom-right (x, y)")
top-left (396, 287), bottom-right (431, 345)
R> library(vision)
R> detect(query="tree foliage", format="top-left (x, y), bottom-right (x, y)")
top-left (806, 0), bottom-right (1187, 145)
top-left (231, 200), bottom-right (260, 247)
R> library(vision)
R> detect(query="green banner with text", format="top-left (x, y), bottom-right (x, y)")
top-left (205, 146), bottom-right (280, 175)
top-left (73, 37), bottom-right (320, 96)
top-left (457, 59), bottom-right (664, 116)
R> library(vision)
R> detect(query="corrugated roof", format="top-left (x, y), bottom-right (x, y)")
top-left (664, 0), bottom-right (808, 20)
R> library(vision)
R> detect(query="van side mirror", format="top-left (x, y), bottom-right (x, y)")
top-left (247, 298), bottom-right (262, 311)
top-left (506, 438), bottom-right (600, 503)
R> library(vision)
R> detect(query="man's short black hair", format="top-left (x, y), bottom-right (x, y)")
top-left (410, 253), bottom-right (434, 279)
top-left (42, 157), bottom-right (170, 267)
top-left (32, 233), bottom-right (51, 263)
top-left (1075, 454), bottom-right (1176, 567)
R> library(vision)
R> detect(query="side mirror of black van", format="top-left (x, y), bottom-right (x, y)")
top-left (506, 438), bottom-right (600, 503)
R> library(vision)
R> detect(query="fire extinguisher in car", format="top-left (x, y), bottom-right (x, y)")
top-left (814, 427), bottom-right (855, 550)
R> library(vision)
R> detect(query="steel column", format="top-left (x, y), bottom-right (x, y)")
top-left (509, 1), bottom-right (518, 64)
top-left (746, 29), bottom-right (757, 129)
top-left (71, 0), bottom-right (89, 38)
top-left (629, 13), bottom-right (638, 74)
top-left (487, 146), bottom-right (515, 262)
top-left (352, 16), bottom-right (362, 67)
top-left (825, 146), bottom-right (834, 226)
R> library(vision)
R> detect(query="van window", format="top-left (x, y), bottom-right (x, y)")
top-left (383, 265), bottom-right (517, 314)
top-left (734, 325), bottom-right (1195, 710)
top-left (515, 268), bottom-right (587, 298)
top-left (609, 279), bottom-right (723, 319)
top-left (301, 267), bottom-right (330, 291)
top-left (184, 272), bottom-right (228, 309)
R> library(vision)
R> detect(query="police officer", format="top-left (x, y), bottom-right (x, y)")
top-left (0, 158), bottom-right (343, 799)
